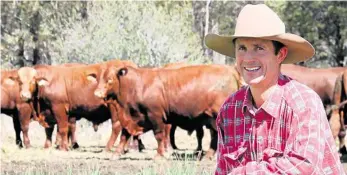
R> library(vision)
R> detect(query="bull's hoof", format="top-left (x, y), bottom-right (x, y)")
top-left (24, 144), bottom-right (31, 149)
top-left (202, 149), bottom-right (215, 161)
top-left (16, 140), bottom-right (23, 148)
top-left (72, 142), bottom-right (80, 149)
top-left (55, 141), bottom-right (61, 146)
top-left (104, 147), bottom-right (112, 152)
top-left (44, 141), bottom-right (52, 149)
top-left (138, 143), bottom-right (145, 152)
top-left (153, 154), bottom-right (167, 163)
top-left (110, 152), bottom-right (122, 160)
top-left (194, 150), bottom-right (205, 160)
top-left (58, 145), bottom-right (69, 151)
top-left (339, 146), bottom-right (347, 155)
top-left (195, 147), bottom-right (203, 152)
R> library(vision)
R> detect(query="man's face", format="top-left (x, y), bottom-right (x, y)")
top-left (235, 38), bottom-right (286, 88)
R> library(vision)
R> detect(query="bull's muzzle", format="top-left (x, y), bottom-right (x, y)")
top-left (20, 91), bottom-right (32, 101)
top-left (94, 89), bottom-right (106, 99)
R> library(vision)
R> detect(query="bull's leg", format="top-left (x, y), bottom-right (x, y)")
top-left (68, 117), bottom-right (79, 149)
top-left (55, 125), bottom-right (62, 146)
top-left (134, 135), bottom-right (145, 152)
top-left (204, 128), bottom-right (217, 160)
top-left (106, 103), bottom-right (124, 152)
top-left (195, 126), bottom-right (204, 151)
top-left (106, 120), bottom-right (122, 152)
top-left (330, 110), bottom-right (341, 147)
top-left (19, 115), bottom-right (31, 148)
top-left (154, 130), bottom-right (166, 159)
top-left (148, 112), bottom-right (167, 160)
top-left (12, 114), bottom-right (23, 148)
top-left (17, 104), bottom-right (32, 148)
top-left (338, 110), bottom-right (346, 152)
top-left (44, 126), bottom-right (54, 148)
top-left (170, 124), bottom-right (178, 150)
top-left (164, 124), bottom-right (171, 151)
top-left (115, 128), bottom-right (132, 155)
top-left (52, 105), bottom-right (69, 151)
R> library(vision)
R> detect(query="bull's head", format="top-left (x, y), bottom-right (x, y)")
top-left (94, 66), bottom-right (126, 99)
top-left (17, 67), bottom-right (39, 101)
top-left (2, 73), bottom-right (19, 87)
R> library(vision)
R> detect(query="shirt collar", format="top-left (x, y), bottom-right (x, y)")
top-left (242, 74), bottom-right (288, 118)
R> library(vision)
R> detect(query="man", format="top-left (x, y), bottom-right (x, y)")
top-left (205, 4), bottom-right (344, 175)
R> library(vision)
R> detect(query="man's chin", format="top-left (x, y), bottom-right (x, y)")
top-left (246, 76), bottom-right (265, 86)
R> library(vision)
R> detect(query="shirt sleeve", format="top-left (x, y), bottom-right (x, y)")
top-left (215, 106), bottom-right (227, 175)
top-left (228, 99), bottom-right (331, 174)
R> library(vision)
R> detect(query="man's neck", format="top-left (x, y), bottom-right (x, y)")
top-left (250, 77), bottom-right (279, 109)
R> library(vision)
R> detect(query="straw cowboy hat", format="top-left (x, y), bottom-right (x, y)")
top-left (204, 4), bottom-right (315, 64)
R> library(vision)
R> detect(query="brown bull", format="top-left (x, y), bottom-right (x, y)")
top-left (1, 69), bottom-right (34, 148)
top-left (161, 62), bottom-right (205, 151)
top-left (17, 60), bottom-right (144, 153)
top-left (330, 69), bottom-right (347, 153)
top-left (281, 64), bottom-right (347, 154)
top-left (281, 64), bottom-right (346, 109)
top-left (94, 64), bottom-right (242, 159)
top-left (35, 63), bottom-right (86, 148)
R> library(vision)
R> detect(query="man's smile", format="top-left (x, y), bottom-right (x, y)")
top-left (244, 66), bottom-right (261, 72)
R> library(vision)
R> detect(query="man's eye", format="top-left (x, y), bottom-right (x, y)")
top-left (238, 46), bottom-right (246, 51)
top-left (256, 46), bottom-right (264, 51)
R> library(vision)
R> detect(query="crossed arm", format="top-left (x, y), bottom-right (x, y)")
top-left (215, 107), bottom-right (341, 175)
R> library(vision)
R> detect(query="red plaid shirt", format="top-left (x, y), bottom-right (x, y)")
top-left (215, 74), bottom-right (345, 175)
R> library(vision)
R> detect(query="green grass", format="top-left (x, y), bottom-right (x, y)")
top-left (2, 157), bottom-right (214, 175)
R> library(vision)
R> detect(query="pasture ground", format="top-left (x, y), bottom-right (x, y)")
top-left (1, 114), bottom-right (347, 174)
top-left (0, 114), bottom-right (214, 175)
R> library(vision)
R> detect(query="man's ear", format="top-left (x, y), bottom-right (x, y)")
top-left (278, 46), bottom-right (288, 64)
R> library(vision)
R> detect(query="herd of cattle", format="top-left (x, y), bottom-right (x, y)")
top-left (1, 59), bottom-right (347, 160)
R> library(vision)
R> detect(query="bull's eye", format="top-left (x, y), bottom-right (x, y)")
top-left (117, 68), bottom-right (128, 76)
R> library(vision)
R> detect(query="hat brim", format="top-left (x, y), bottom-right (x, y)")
top-left (204, 33), bottom-right (315, 64)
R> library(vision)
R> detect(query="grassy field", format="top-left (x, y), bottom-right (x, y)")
top-left (0, 114), bottom-right (215, 175)
top-left (1, 114), bottom-right (347, 174)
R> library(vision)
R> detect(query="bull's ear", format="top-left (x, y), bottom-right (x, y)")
top-left (37, 78), bottom-right (49, 86)
top-left (4, 78), bottom-right (16, 86)
top-left (117, 68), bottom-right (128, 77)
top-left (86, 73), bottom-right (97, 83)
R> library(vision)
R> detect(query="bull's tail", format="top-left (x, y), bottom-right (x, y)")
top-left (328, 73), bottom-right (345, 149)
top-left (332, 73), bottom-right (343, 110)
top-left (341, 72), bottom-right (347, 124)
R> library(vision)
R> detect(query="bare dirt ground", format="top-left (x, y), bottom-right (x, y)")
top-left (1, 114), bottom-right (347, 174)
top-left (0, 114), bottom-right (215, 175)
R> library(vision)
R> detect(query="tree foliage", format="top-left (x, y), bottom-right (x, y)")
top-left (1, 1), bottom-right (346, 68)
top-left (267, 1), bottom-right (347, 67)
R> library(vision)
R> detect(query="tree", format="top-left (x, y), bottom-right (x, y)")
top-left (268, 1), bottom-right (347, 67)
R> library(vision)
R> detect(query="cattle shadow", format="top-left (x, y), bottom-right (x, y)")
top-left (76, 148), bottom-right (104, 154)
top-left (171, 150), bottom-right (206, 161)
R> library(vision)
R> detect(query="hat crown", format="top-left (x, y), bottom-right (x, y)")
top-left (234, 4), bottom-right (285, 37)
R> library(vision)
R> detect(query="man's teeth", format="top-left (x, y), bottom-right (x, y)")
top-left (244, 67), bottom-right (260, 71)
